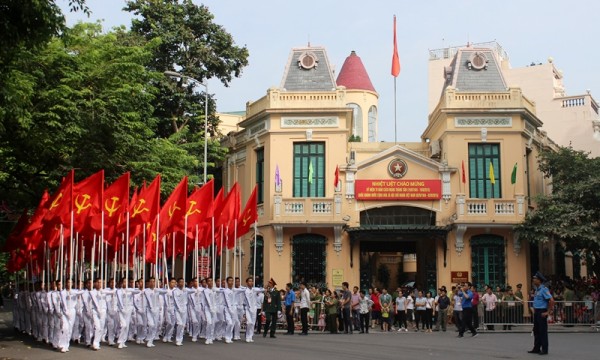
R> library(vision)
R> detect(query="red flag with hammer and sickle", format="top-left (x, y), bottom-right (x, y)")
top-left (237, 185), bottom-right (258, 237)
top-left (73, 170), bottom-right (104, 234)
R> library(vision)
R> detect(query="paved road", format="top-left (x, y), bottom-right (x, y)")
top-left (1, 302), bottom-right (598, 359)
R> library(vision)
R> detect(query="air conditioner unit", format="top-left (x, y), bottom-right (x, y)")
top-left (430, 140), bottom-right (441, 158)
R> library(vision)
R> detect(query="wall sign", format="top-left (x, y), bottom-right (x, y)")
top-left (355, 179), bottom-right (442, 201)
top-left (451, 271), bottom-right (469, 283)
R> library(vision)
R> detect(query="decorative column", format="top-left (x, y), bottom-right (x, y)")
top-left (455, 224), bottom-right (467, 255)
top-left (274, 225), bottom-right (283, 255)
top-left (333, 225), bottom-right (343, 254)
top-left (441, 170), bottom-right (452, 203)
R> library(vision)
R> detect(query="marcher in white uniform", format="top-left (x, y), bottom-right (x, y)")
top-left (133, 279), bottom-right (146, 344)
top-left (233, 277), bottom-right (245, 341)
top-left (200, 278), bottom-right (217, 345)
top-left (143, 277), bottom-right (167, 348)
top-left (50, 282), bottom-right (63, 350)
top-left (90, 278), bottom-right (115, 350)
top-left (234, 277), bottom-right (264, 342)
top-left (219, 278), bottom-right (236, 344)
top-left (58, 279), bottom-right (84, 353)
top-left (105, 278), bottom-right (119, 346)
top-left (116, 277), bottom-right (140, 349)
top-left (161, 279), bottom-right (177, 343)
top-left (80, 280), bottom-right (94, 347)
top-left (172, 277), bottom-right (194, 346)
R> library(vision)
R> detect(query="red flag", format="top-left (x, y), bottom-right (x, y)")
top-left (215, 183), bottom-right (240, 229)
top-left (237, 185), bottom-right (258, 237)
top-left (461, 160), bottom-right (467, 184)
top-left (93, 172), bottom-right (130, 245)
top-left (186, 179), bottom-right (214, 232)
top-left (73, 170), bottom-right (104, 233)
top-left (43, 170), bottom-right (74, 226)
top-left (158, 176), bottom-right (188, 236)
top-left (334, 165), bottom-right (340, 188)
top-left (130, 175), bottom-right (161, 227)
top-left (391, 15), bottom-right (401, 77)
top-left (2, 209), bottom-right (30, 252)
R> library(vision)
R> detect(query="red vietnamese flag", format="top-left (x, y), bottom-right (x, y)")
top-left (73, 170), bottom-right (104, 233)
top-left (237, 185), bottom-right (258, 237)
top-left (213, 183), bottom-right (239, 250)
top-left (391, 15), bottom-right (401, 77)
top-left (43, 170), bottom-right (74, 226)
top-left (334, 165), bottom-right (340, 188)
top-left (461, 160), bottom-right (467, 184)
top-left (158, 176), bottom-right (188, 237)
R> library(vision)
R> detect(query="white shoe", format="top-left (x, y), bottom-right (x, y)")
top-left (146, 342), bottom-right (155, 348)
top-left (92, 346), bottom-right (100, 351)
top-left (205, 339), bottom-right (212, 345)
top-left (60, 348), bottom-right (68, 353)
top-left (118, 343), bottom-right (124, 349)
top-left (191, 337), bottom-right (197, 342)
top-left (225, 339), bottom-right (233, 344)
top-left (233, 337), bottom-right (241, 341)
top-left (176, 342), bottom-right (183, 346)
top-left (162, 338), bottom-right (168, 343)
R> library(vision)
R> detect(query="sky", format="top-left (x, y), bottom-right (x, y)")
top-left (62, 0), bottom-right (600, 142)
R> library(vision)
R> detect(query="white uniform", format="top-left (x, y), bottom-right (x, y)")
top-left (116, 287), bottom-right (140, 348)
top-left (200, 287), bottom-right (216, 344)
top-left (80, 290), bottom-right (94, 346)
top-left (50, 290), bottom-right (62, 349)
top-left (233, 287), bottom-right (245, 340)
top-left (172, 287), bottom-right (192, 345)
top-left (133, 289), bottom-right (146, 343)
top-left (105, 288), bottom-right (119, 345)
top-left (161, 288), bottom-right (175, 343)
top-left (90, 288), bottom-right (114, 350)
top-left (143, 287), bottom-right (167, 347)
top-left (235, 286), bottom-right (264, 342)
top-left (58, 289), bottom-right (83, 352)
top-left (218, 288), bottom-right (235, 343)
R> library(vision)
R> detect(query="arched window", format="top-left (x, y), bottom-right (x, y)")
top-left (347, 103), bottom-right (362, 140)
top-left (292, 234), bottom-right (326, 287)
top-left (471, 235), bottom-right (505, 289)
top-left (368, 105), bottom-right (377, 142)
top-left (248, 236), bottom-right (264, 285)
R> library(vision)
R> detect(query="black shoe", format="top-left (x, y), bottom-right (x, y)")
top-left (270, 335), bottom-right (276, 338)
top-left (359, 331), bottom-right (364, 334)
top-left (263, 333), bottom-right (267, 338)
top-left (528, 350), bottom-right (540, 354)
top-left (457, 334), bottom-right (464, 338)
top-left (538, 352), bottom-right (548, 355)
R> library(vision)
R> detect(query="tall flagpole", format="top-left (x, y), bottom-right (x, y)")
top-left (253, 221), bottom-right (257, 283)
top-left (172, 232), bottom-right (176, 279)
top-left (391, 14), bottom-right (400, 143)
top-left (126, 211), bottom-right (130, 286)
top-left (211, 216), bottom-right (215, 283)
top-left (183, 215), bottom-right (188, 283)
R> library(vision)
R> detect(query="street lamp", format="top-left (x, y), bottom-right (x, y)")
top-left (164, 71), bottom-right (209, 184)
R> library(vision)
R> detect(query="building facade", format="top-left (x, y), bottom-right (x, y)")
top-left (220, 44), bottom-right (557, 295)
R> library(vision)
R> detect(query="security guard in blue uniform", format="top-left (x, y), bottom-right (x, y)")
top-left (528, 271), bottom-right (554, 355)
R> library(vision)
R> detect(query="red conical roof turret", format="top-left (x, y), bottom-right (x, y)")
top-left (336, 51), bottom-right (376, 92)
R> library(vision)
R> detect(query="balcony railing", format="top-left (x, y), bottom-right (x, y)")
top-left (245, 88), bottom-right (346, 119)
top-left (456, 195), bottom-right (525, 222)
top-left (272, 196), bottom-right (342, 222)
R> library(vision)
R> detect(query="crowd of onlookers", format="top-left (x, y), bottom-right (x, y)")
top-left (277, 275), bottom-right (599, 334)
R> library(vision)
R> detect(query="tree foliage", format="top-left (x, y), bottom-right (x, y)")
top-left (515, 147), bottom-right (600, 276)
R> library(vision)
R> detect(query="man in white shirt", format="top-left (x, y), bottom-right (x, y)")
top-left (116, 277), bottom-right (140, 349)
top-left (200, 278), bottom-right (217, 345)
top-left (58, 279), bottom-right (84, 352)
top-left (234, 277), bottom-right (263, 342)
top-left (161, 278), bottom-right (177, 343)
top-left (132, 279), bottom-right (146, 344)
top-left (299, 282), bottom-right (311, 335)
top-left (481, 286), bottom-right (498, 330)
top-left (90, 278), bottom-right (115, 351)
top-left (143, 277), bottom-right (167, 348)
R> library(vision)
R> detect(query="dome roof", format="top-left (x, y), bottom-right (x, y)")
top-left (336, 51), bottom-right (376, 92)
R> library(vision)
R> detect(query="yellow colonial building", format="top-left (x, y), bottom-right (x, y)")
top-left (219, 44), bottom-right (558, 294)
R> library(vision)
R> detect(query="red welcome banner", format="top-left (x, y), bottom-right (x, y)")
top-left (355, 179), bottom-right (442, 201)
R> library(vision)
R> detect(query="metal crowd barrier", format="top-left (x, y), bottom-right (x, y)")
top-left (478, 301), bottom-right (599, 332)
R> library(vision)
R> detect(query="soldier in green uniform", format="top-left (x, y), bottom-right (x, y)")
top-left (262, 278), bottom-right (281, 338)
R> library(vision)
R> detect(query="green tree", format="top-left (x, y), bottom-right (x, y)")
top-left (0, 22), bottom-right (197, 210)
top-left (0, 0), bottom-right (88, 69)
top-left (515, 147), bottom-right (600, 277)
top-left (125, 0), bottom-right (249, 178)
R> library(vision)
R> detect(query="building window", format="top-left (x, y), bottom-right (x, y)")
top-left (256, 148), bottom-right (264, 204)
top-left (347, 103), bottom-right (363, 140)
top-left (292, 234), bottom-right (326, 287)
top-left (248, 236), bottom-right (264, 285)
top-left (468, 143), bottom-right (501, 198)
top-left (368, 105), bottom-right (377, 142)
top-left (293, 142), bottom-right (325, 197)
top-left (471, 235), bottom-right (505, 289)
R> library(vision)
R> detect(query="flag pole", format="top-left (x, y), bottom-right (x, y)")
top-left (195, 224), bottom-right (199, 279)
top-left (183, 215), bottom-right (188, 283)
top-left (172, 232), bottom-right (176, 279)
top-left (212, 216), bottom-right (215, 283)
top-left (155, 215), bottom-right (160, 278)
top-left (253, 221), bottom-right (257, 284)
top-left (143, 225), bottom-right (146, 285)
